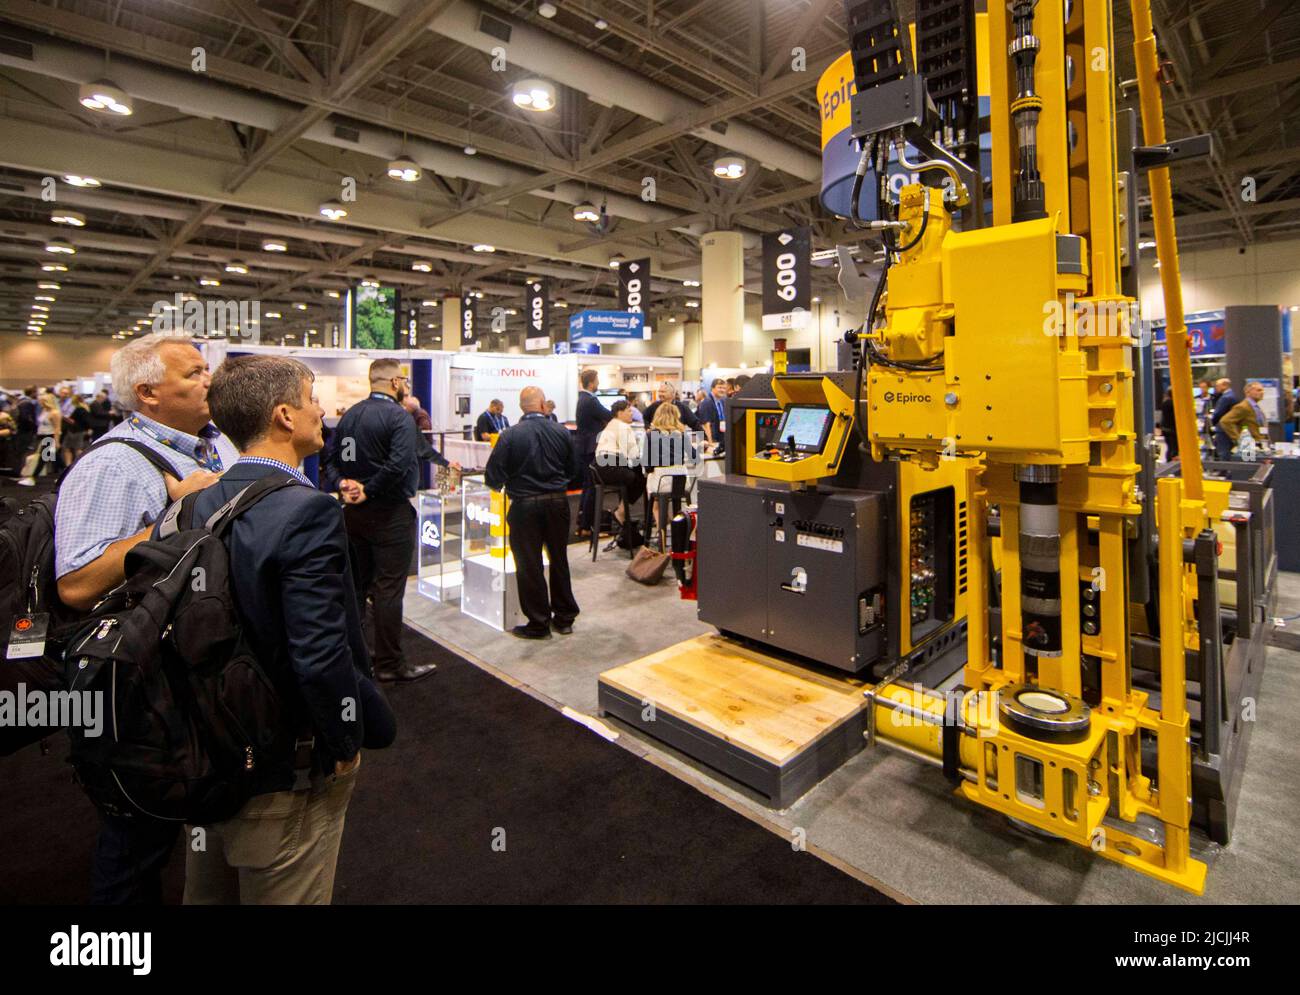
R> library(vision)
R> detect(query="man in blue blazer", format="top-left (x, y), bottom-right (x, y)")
top-left (188, 354), bottom-right (395, 904)
top-left (575, 368), bottom-right (613, 536)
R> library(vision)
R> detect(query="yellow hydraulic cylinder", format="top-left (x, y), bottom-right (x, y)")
top-left (1129, 0), bottom-right (1202, 501)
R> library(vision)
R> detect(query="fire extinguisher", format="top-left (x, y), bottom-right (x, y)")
top-left (670, 509), bottom-right (698, 600)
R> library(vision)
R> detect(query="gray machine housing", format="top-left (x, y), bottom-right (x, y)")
top-left (697, 477), bottom-right (888, 673)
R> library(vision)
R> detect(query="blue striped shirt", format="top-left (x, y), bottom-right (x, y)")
top-left (54, 412), bottom-right (239, 577)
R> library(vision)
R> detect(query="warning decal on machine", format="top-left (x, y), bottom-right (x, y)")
top-left (797, 534), bottom-right (843, 553)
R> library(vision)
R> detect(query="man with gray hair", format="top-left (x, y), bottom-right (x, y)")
top-left (55, 330), bottom-right (234, 905)
top-left (643, 379), bottom-right (701, 435)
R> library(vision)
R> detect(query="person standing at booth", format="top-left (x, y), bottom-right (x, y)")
top-left (696, 378), bottom-right (729, 453)
top-left (474, 399), bottom-right (509, 441)
top-left (323, 359), bottom-right (436, 684)
top-left (1217, 381), bottom-right (1270, 459)
top-left (485, 387), bottom-right (580, 639)
top-left (575, 368), bottom-right (612, 539)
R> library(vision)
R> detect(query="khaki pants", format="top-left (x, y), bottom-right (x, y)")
top-left (183, 759), bottom-right (359, 905)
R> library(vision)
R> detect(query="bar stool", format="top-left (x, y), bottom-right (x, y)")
top-left (589, 463), bottom-right (643, 560)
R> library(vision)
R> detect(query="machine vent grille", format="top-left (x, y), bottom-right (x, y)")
top-left (478, 12), bottom-right (512, 43)
top-left (333, 123), bottom-right (361, 143)
top-left (957, 500), bottom-right (968, 595)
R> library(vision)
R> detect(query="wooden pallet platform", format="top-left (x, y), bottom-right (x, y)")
top-left (598, 634), bottom-right (869, 808)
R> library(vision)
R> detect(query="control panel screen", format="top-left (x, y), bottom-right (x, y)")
top-left (775, 405), bottom-right (834, 453)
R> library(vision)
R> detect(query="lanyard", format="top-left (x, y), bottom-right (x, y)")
top-left (128, 414), bottom-right (223, 472)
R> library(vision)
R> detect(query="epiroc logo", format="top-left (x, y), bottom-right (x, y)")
top-left (883, 391), bottom-right (932, 404)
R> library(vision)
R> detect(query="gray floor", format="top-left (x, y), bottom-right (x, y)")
top-left (402, 549), bottom-right (1300, 904)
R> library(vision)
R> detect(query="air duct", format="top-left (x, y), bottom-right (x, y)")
top-left (351, 0), bottom-right (822, 182)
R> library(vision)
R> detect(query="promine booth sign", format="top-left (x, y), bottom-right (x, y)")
top-left (761, 226), bottom-right (811, 331)
top-left (461, 294), bottom-right (478, 347)
top-left (526, 278), bottom-right (551, 350)
top-left (618, 258), bottom-right (651, 314)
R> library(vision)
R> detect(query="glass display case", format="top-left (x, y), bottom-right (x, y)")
top-left (416, 487), bottom-right (463, 603)
top-left (459, 477), bottom-right (529, 631)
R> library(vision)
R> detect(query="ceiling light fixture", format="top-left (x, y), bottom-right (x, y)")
top-left (319, 200), bottom-right (348, 220)
top-left (79, 80), bottom-right (134, 116)
top-left (682, 279), bottom-right (700, 287)
top-left (38, 282), bottom-right (60, 290)
top-left (325, 290), bottom-right (340, 299)
top-left (42, 262), bottom-right (68, 272)
top-left (421, 299), bottom-right (439, 307)
top-left (555, 299), bottom-right (568, 308)
top-left (472, 243), bottom-right (496, 253)
top-left (361, 276), bottom-right (379, 288)
top-left (265, 311), bottom-right (282, 318)
top-left (200, 277), bottom-right (221, 287)
top-left (63, 174), bottom-right (101, 188)
top-left (539, 2), bottom-right (558, 17)
top-left (386, 156), bottom-right (422, 182)
top-left (572, 202), bottom-right (600, 223)
top-left (686, 300), bottom-right (699, 308)
top-left (51, 210), bottom-right (87, 227)
top-left (608, 254), bottom-right (624, 268)
top-left (713, 155), bottom-right (746, 180)
top-left (44, 239), bottom-right (76, 254)
top-left (225, 259), bottom-right (249, 274)
top-left (262, 239), bottom-right (287, 252)
top-left (412, 260), bottom-right (433, 273)
top-left (595, 18), bottom-right (608, 30)
top-left (34, 295), bottom-right (55, 302)
top-left (463, 144), bottom-right (477, 156)
top-left (511, 78), bottom-right (556, 112)
top-left (294, 303), bottom-right (307, 311)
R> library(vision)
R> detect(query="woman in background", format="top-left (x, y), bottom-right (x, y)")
top-left (18, 392), bottom-right (62, 486)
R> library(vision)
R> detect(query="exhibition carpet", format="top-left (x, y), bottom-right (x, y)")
top-left (0, 628), bottom-right (893, 904)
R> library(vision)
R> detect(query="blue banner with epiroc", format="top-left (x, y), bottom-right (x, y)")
top-left (569, 309), bottom-right (647, 342)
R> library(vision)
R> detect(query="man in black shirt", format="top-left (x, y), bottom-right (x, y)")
top-left (575, 368), bottom-right (612, 537)
top-left (474, 399), bottom-right (509, 441)
top-left (323, 358), bottom-right (435, 683)
top-left (485, 386), bottom-right (580, 640)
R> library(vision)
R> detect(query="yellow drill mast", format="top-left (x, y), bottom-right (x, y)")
top-left (850, 0), bottom-right (1223, 892)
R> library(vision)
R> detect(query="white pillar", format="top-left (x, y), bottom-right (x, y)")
top-left (701, 230), bottom-right (744, 369)
top-left (441, 294), bottom-right (459, 350)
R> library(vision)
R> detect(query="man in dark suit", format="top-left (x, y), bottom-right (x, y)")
top-left (322, 359), bottom-right (434, 683)
top-left (474, 399), bottom-right (509, 440)
top-left (1210, 378), bottom-right (1239, 461)
top-left (696, 378), bottom-right (729, 453)
top-left (575, 368), bottom-right (612, 535)
top-left (575, 367), bottom-right (612, 536)
top-left (192, 354), bottom-right (396, 904)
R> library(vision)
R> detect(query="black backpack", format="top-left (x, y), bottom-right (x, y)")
top-left (64, 474), bottom-right (297, 825)
top-left (0, 438), bottom-right (180, 756)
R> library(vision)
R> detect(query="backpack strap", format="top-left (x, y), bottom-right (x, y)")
top-left (58, 437), bottom-right (182, 489)
top-left (205, 474), bottom-right (300, 538)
